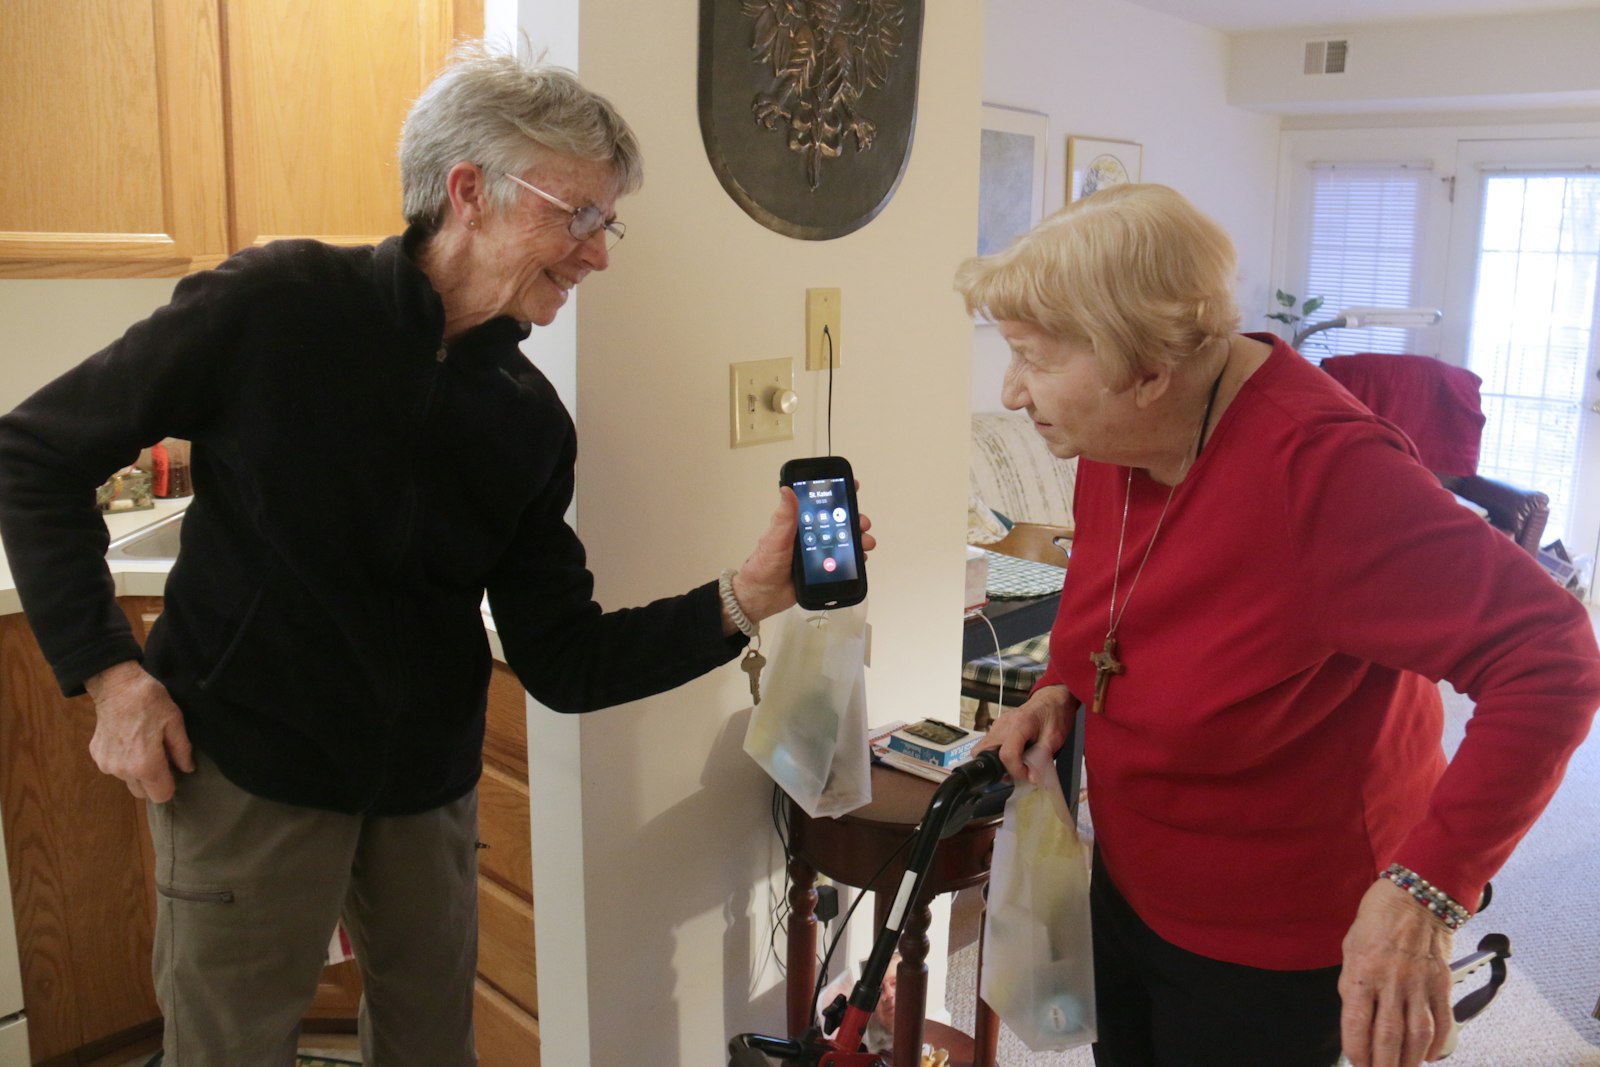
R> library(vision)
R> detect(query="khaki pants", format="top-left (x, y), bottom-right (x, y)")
top-left (147, 752), bottom-right (479, 1067)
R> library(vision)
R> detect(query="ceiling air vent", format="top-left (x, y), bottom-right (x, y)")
top-left (1303, 38), bottom-right (1349, 75)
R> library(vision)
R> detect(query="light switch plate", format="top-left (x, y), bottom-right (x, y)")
top-left (806, 288), bottom-right (841, 370)
top-left (730, 358), bottom-right (794, 448)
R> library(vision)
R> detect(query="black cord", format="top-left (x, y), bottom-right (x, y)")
top-left (823, 324), bottom-right (834, 457)
top-left (772, 783), bottom-right (792, 865)
top-left (769, 784), bottom-right (794, 975)
top-left (810, 827), bottom-right (916, 1023)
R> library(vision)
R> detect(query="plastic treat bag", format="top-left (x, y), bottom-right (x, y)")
top-left (980, 743), bottom-right (1096, 1051)
top-left (743, 603), bottom-right (871, 818)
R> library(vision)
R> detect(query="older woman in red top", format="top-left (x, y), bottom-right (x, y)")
top-left (956, 183), bottom-right (1600, 1067)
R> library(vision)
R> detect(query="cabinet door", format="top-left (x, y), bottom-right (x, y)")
top-left (0, 0), bottom-right (229, 278)
top-left (478, 662), bottom-right (540, 1066)
top-left (223, 0), bottom-right (466, 250)
top-left (0, 607), bottom-right (162, 1061)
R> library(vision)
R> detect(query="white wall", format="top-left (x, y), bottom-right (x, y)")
top-left (1230, 8), bottom-right (1600, 115)
top-left (0, 280), bottom-right (177, 413)
top-left (562, 3), bottom-right (986, 1063)
top-left (973, 0), bottom-right (1283, 410)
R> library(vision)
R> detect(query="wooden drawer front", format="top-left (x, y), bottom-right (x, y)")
top-left (478, 764), bottom-right (532, 900)
top-left (484, 663), bottom-right (528, 779)
top-left (474, 977), bottom-right (541, 1067)
top-left (477, 876), bottom-right (537, 1017)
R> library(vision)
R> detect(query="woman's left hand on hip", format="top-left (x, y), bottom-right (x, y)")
top-left (1337, 877), bottom-right (1455, 1067)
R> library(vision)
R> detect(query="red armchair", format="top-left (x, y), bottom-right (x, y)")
top-left (1321, 353), bottom-right (1550, 556)
top-left (1438, 474), bottom-right (1550, 555)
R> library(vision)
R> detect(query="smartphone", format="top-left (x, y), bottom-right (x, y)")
top-left (781, 455), bottom-right (868, 610)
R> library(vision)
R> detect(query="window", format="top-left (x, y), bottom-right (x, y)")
top-left (1299, 163), bottom-right (1431, 356)
top-left (1465, 170), bottom-right (1600, 542)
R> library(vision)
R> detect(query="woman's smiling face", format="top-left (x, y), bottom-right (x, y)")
top-left (488, 154), bottom-right (620, 327)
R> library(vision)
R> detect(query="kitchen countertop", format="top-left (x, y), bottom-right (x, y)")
top-left (0, 498), bottom-right (510, 662)
top-left (0, 497), bottom-right (194, 618)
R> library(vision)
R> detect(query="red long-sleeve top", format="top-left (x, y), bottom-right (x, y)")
top-left (1039, 336), bottom-right (1600, 969)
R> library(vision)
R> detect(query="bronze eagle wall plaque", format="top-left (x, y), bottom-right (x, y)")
top-left (698, 0), bottom-right (924, 240)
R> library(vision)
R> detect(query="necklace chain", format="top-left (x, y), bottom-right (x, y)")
top-left (1105, 365), bottom-right (1227, 639)
top-left (1106, 469), bottom-right (1176, 637)
top-left (1092, 358), bottom-right (1229, 716)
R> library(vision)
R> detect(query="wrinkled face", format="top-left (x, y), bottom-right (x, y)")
top-left (996, 319), bottom-right (1135, 463)
top-left (484, 154), bottom-right (621, 327)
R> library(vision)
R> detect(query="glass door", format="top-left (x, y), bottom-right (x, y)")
top-left (1444, 139), bottom-right (1600, 597)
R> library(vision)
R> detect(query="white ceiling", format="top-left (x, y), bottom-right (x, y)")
top-left (1121, 0), bottom-right (1600, 33)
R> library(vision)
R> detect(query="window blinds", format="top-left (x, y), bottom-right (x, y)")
top-left (1301, 163), bottom-right (1431, 357)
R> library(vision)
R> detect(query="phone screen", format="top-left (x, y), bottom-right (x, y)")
top-left (792, 475), bottom-right (860, 588)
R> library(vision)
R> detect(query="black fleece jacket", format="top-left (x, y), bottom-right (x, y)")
top-left (0, 230), bottom-right (743, 814)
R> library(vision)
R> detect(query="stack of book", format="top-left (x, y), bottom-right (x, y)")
top-left (870, 718), bottom-right (980, 782)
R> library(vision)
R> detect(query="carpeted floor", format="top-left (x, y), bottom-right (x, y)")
top-left (946, 606), bottom-right (1600, 1066)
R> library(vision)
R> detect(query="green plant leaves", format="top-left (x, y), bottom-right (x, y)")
top-left (1267, 289), bottom-right (1324, 325)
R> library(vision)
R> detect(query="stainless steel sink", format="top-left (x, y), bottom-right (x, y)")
top-left (106, 510), bottom-right (184, 561)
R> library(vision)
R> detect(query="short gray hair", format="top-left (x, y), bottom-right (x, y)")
top-left (400, 42), bottom-right (643, 233)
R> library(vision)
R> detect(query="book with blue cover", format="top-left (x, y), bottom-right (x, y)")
top-left (886, 718), bottom-right (979, 768)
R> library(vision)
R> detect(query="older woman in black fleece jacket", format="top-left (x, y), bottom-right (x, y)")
top-left (0, 44), bottom-right (867, 1067)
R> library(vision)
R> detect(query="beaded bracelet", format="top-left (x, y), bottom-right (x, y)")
top-left (1379, 863), bottom-right (1470, 931)
top-left (718, 569), bottom-right (758, 639)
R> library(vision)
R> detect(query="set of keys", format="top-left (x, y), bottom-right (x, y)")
top-left (740, 640), bottom-right (766, 704)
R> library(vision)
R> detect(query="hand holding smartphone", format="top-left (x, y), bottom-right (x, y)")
top-left (781, 455), bottom-right (868, 610)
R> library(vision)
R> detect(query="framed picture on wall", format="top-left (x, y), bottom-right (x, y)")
top-left (977, 104), bottom-right (1048, 257)
top-left (1067, 136), bottom-right (1142, 201)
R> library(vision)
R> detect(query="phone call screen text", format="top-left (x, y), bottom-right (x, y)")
top-left (793, 476), bottom-right (859, 585)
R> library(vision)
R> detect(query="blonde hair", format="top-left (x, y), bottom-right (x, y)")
top-left (400, 42), bottom-right (642, 235)
top-left (954, 184), bottom-right (1239, 387)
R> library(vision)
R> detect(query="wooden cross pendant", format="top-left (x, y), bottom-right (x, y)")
top-left (1089, 631), bottom-right (1125, 715)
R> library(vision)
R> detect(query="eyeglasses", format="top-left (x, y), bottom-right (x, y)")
top-left (503, 173), bottom-right (626, 250)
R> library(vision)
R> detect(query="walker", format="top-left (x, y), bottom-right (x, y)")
top-left (729, 749), bottom-right (1513, 1066)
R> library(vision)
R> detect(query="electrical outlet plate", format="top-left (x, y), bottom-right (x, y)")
top-left (805, 288), bottom-right (841, 370)
top-left (730, 358), bottom-right (794, 448)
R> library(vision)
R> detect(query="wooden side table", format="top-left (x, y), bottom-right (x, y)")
top-left (784, 764), bottom-right (1003, 1067)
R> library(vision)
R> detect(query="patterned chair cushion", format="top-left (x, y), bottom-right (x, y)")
top-left (962, 632), bottom-right (1050, 691)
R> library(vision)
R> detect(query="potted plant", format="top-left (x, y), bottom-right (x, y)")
top-left (1265, 289), bottom-right (1325, 339)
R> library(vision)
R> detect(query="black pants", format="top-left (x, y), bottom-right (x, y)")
top-left (1090, 850), bottom-right (1343, 1067)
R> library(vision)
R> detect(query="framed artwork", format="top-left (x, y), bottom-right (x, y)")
top-left (977, 104), bottom-right (1047, 256)
top-left (1067, 136), bottom-right (1142, 201)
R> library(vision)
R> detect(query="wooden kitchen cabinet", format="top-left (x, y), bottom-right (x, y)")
top-left (0, 597), bottom-right (539, 1064)
top-left (0, 0), bottom-right (228, 278)
top-left (478, 661), bottom-right (542, 1067)
top-left (0, 595), bottom-right (358, 1061)
top-left (0, 600), bottom-right (164, 1063)
top-left (0, 0), bottom-right (482, 279)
